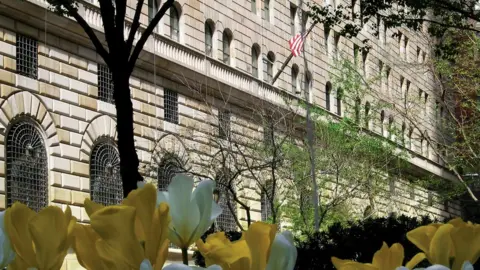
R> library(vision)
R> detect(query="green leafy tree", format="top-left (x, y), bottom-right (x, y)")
top-left (38, 0), bottom-right (174, 196)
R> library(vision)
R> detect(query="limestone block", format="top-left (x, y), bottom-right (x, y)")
top-left (51, 171), bottom-right (62, 186)
top-left (60, 63), bottom-right (79, 78)
top-left (60, 115), bottom-right (79, 131)
top-left (71, 161), bottom-right (89, 177)
top-left (62, 173), bottom-right (81, 190)
top-left (60, 89), bottom-right (79, 104)
top-left (0, 69), bottom-right (15, 85)
top-left (37, 68), bottom-right (50, 82)
top-left (70, 105), bottom-right (86, 120)
top-left (79, 95), bottom-right (97, 111)
top-left (39, 82), bottom-right (60, 99)
top-left (52, 187), bottom-right (72, 204)
top-left (50, 73), bottom-right (70, 89)
top-left (71, 191), bottom-right (89, 205)
top-left (80, 177), bottom-right (90, 192)
top-left (3, 56), bottom-right (15, 71)
top-left (53, 100), bottom-right (70, 115)
top-left (69, 55), bottom-right (88, 70)
top-left (87, 85), bottom-right (98, 97)
top-left (60, 143), bottom-right (80, 160)
top-left (51, 156), bottom-right (71, 173)
top-left (70, 79), bottom-right (88, 94)
top-left (0, 41), bottom-right (15, 58)
top-left (38, 55), bottom-right (60, 72)
top-left (16, 22), bottom-right (38, 38)
top-left (49, 47), bottom-right (70, 63)
top-left (78, 69), bottom-right (97, 85)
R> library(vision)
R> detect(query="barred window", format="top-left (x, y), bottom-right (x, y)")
top-left (261, 188), bottom-right (272, 222)
top-left (218, 110), bottom-right (231, 139)
top-left (222, 30), bottom-right (231, 65)
top-left (98, 64), bottom-right (114, 104)
top-left (16, 34), bottom-right (38, 79)
top-left (215, 171), bottom-right (237, 231)
top-left (325, 82), bottom-right (332, 111)
top-left (6, 120), bottom-right (48, 212)
top-left (90, 138), bottom-right (122, 206)
top-left (164, 89), bottom-right (179, 124)
top-left (157, 156), bottom-right (183, 191)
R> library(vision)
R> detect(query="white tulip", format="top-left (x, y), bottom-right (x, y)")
top-left (266, 231), bottom-right (297, 270)
top-left (156, 174), bottom-right (222, 249)
top-left (163, 263), bottom-right (222, 270)
top-left (0, 210), bottom-right (15, 268)
top-left (396, 261), bottom-right (474, 270)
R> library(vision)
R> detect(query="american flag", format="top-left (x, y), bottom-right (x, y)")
top-left (289, 32), bottom-right (307, 57)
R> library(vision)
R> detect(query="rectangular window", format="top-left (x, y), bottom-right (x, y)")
top-left (16, 34), bottom-right (38, 79)
top-left (98, 64), bottom-right (114, 104)
top-left (148, 0), bottom-right (158, 22)
top-left (218, 110), bottom-right (231, 139)
top-left (404, 36), bottom-right (409, 61)
top-left (251, 0), bottom-right (256, 13)
top-left (164, 89), bottom-right (179, 124)
top-left (417, 46), bottom-right (421, 63)
top-left (324, 26), bottom-right (330, 55)
top-left (263, 118), bottom-right (274, 148)
top-left (405, 80), bottom-right (410, 108)
top-left (262, 0), bottom-right (270, 21)
top-left (353, 44), bottom-right (359, 66)
top-left (334, 32), bottom-right (340, 58)
top-left (378, 60), bottom-right (384, 92)
top-left (290, 5), bottom-right (297, 36)
top-left (362, 50), bottom-right (368, 76)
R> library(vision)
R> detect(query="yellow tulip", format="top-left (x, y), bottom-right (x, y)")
top-left (74, 183), bottom-right (170, 270)
top-left (4, 202), bottom-right (76, 270)
top-left (407, 218), bottom-right (480, 270)
top-left (197, 222), bottom-right (296, 270)
top-left (331, 242), bottom-right (426, 270)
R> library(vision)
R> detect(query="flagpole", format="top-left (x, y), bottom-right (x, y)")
top-left (271, 21), bottom-right (318, 85)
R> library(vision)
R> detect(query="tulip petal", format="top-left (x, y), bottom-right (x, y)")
top-left (242, 222), bottom-right (277, 270)
top-left (0, 211), bottom-right (15, 268)
top-left (407, 225), bottom-right (439, 255)
top-left (265, 231), bottom-right (297, 270)
top-left (84, 198), bottom-right (105, 217)
top-left (148, 202), bottom-right (170, 270)
top-left (5, 203), bottom-right (37, 267)
top-left (372, 242), bottom-right (390, 269)
top-left (28, 206), bottom-right (69, 269)
top-left (450, 225), bottom-right (477, 270)
top-left (72, 224), bottom-right (104, 270)
top-left (429, 224), bottom-right (453, 267)
top-left (197, 232), bottom-right (251, 269)
top-left (90, 205), bottom-right (145, 269)
top-left (461, 261), bottom-right (474, 270)
top-left (190, 179), bottom-right (218, 244)
top-left (422, 265), bottom-right (451, 270)
top-left (167, 174), bottom-right (200, 248)
top-left (389, 243), bottom-right (405, 269)
top-left (406, 253), bottom-right (427, 269)
top-left (331, 257), bottom-right (378, 270)
top-left (162, 264), bottom-right (223, 270)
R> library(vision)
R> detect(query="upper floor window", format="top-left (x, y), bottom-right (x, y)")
top-left (290, 4), bottom-right (297, 36)
top-left (264, 51), bottom-right (275, 83)
top-left (252, 44), bottom-right (260, 78)
top-left (304, 72), bottom-right (312, 99)
top-left (291, 64), bottom-right (299, 94)
top-left (263, 117), bottom-right (274, 148)
top-left (324, 26), bottom-right (330, 54)
top-left (148, 0), bottom-right (161, 22)
top-left (362, 50), bottom-right (368, 76)
top-left (251, 0), bottom-right (256, 14)
top-left (333, 32), bottom-right (340, 58)
top-left (164, 89), bottom-right (179, 124)
top-left (6, 119), bottom-right (47, 212)
top-left (16, 34), bottom-right (38, 79)
top-left (325, 81), bottom-right (332, 111)
top-left (262, 0), bottom-right (270, 22)
top-left (205, 21), bottom-right (214, 56)
top-left (170, 5), bottom-right (180, 41)
top-left (261, 183), bottom-right (273, 222)
top-left (98, 64), bottom-right (114, 104)
top-left (222, 30), bottom-right (232, 65)
top-left (336, 88), bottom-right (343, 116)
top-left (90, 137), bottom-right (122, 206)
top-left (365, 102), bottom-right (371, 127)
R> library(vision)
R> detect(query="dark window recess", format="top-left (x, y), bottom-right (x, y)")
top-left (6, 119), bottom-right (48, 212)
top-left (263, 119), bottom-right (274, 147)
top-left (90, 138), bottom-right (122, 206)
top-left (16, 34), bottom-right (38, 79)
top-left (164, 89), bottom-right (179, 124)
top-left (215, 171), bottom-right (237, 231)
top-left (98, 64), bottom-right (115, 104)
top-left (261, 188), bottom-right (272, 221)
top-left (218, 110), bottom-right (231, 139)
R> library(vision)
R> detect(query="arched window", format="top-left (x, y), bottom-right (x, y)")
top-left (215, 170), bottom-right (237, 231)
top-left (364, 102), bottom-right (371, 127)
top-left (380, 110), bottom-right (385, 135)
top-left (170, 5), bottom-right (180, 41)
top-left (6, 119), bottom-right (48, 212)
top-left (291, 65), bottom-right (299, 93)
top-left (336, 88), bottom-right (342, 116)
top-left (407, 127), bottom-right (414, 149)
top-left (354, 98), bottom-right (361, 123)
top-left (148, 0), bottom-right (161, 22)
top-left (388, 115), bottom-right (394, 139)
top-left (157, 155), bottom-right (183, 191)
top-left (325, 82), bottom-right (332, 110)
top-left (401, 122), bottom-right (406, 145)
top-left (304, 72), bottom-right (312, 98)
top-left (90, 137), bottom-right (122, 206)
top-left (205, 21), bottom-right (214, 56)
top-left (222, 30), bottom-right (232, 65)
top-left (262, 0), bottom-right (270, 21)
top-left (252, 45), bottom-right (260, 78)
top-left (264, 51), bottom-right (275, 83)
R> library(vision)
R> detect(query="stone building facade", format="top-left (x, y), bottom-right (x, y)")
top-left (0, 0), bottom-right (465, 268)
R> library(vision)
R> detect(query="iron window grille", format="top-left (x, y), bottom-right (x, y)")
top-left (261, 189), bottom-right (272, 222)
top-left (16, 34), bottom-right (38, 79)
top-left (157, 157), bottom-right (183, 191)
top-left (6, 120), bottom-right (48, 212)
top-left (98, 64), bottom-right (115, 104)
top-left (164, 89), bottom-right (179, 124)
top-left (215, 171), bottom-right (237, 232)
top-left (218, 110), bottom-right (231, 139)
top-left (90, 138), bottom-right (123, 206)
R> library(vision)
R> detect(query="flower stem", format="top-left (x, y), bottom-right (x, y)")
top-left (182, 247), bottom-right (189, 265)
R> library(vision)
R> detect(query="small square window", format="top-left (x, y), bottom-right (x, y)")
top-left (98, 64), bottom-right (114, 104)
top-left (164, 89), bottom-right (179, 124)
top-left (16, 34), bottom-right (38, 79)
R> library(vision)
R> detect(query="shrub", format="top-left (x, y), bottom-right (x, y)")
top-left (294, 214), bottom-right (444, 270)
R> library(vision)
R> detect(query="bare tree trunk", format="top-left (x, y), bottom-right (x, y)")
top-left (112, 69), bottom-right (143, 197)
